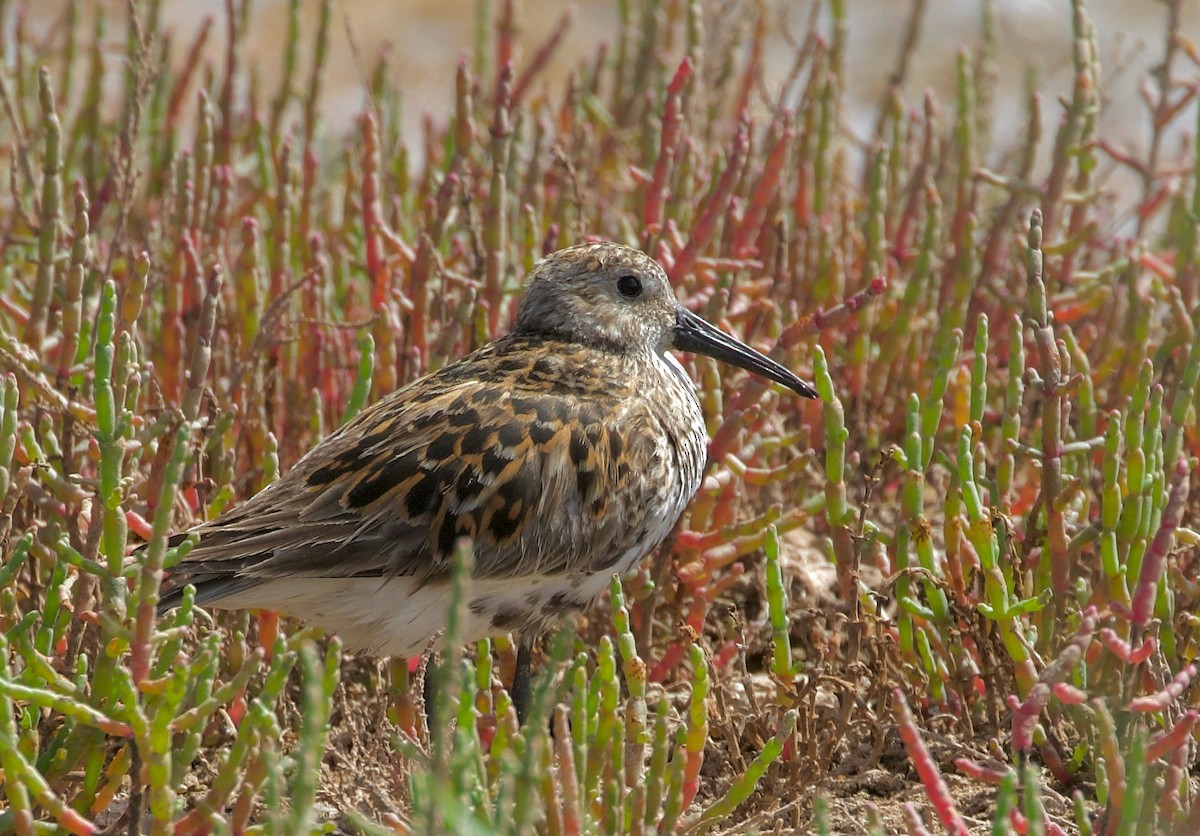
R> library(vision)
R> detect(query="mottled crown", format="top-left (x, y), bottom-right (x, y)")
top-left (513, 243), bottom-right (678, 354)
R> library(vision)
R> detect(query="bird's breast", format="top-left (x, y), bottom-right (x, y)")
top-left (580, 353), bottom-right (707, 576)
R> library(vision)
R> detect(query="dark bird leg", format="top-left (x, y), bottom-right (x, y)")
top-left (511, 639), bottom-right (533, 725)
top-left (421, 653), bottom-right (440, 730)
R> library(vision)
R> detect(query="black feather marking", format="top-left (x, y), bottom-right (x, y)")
top-left (436, 514), bottom-right (458, 557)
top-left (488, 503), bottom-right (522, 543)
top-left (535, 399), bottom-right (569, 425)
top-left (532, 357), bottom-right (559, 378)
top-left (510, 396), bottom-right (537, 415)
top-left (496, 357), bottom-right (528, 374)
top-left (481, 448), bottom-right (510, 477)
top-left (491, 607), bottom-right (523, 629)
top-left (607, 429), bottom-right (623, 461)
top-left (529, 422), bottom-right (556, 445)
top-left (576, 467), bottom-right (596, 500)
top-left (568, 430), bottom-right (589, 468)
top-left (497, 460), bottom-right (538, 508)
top-left (346, 451), bottom-right (421, 508)
top-left (456, 470), bottom-right (485, 504)
top-left (307, 462), bottom-right (344, 486)
top-left (459, 425), bottom-right (492, 455)
top-left (546, 591), bottom-right (580, 614)
top-left (497, 422), bottom-right (525, 449)
top-left (426, 432), bottom-right (457, 461)
top-left (404, 474), bottom-right (438, 518)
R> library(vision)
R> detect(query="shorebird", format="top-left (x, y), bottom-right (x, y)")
top-left (158, 242), bottom-right (816, 716)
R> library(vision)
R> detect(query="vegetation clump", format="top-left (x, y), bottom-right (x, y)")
top-left (0, 0), bottom-right (1197, 832)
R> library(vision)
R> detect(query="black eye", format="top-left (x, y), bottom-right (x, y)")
top-left (616, 274), bottom-right (642, 298)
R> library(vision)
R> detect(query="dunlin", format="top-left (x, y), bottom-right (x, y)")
top-left (159, 242), bottom-right (815, 714)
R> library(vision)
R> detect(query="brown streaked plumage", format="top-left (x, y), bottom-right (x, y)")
top-left (159, 242), bottom-right (815, 667)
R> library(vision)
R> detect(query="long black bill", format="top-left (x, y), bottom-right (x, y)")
top-left (673, 307), bottom-right (818, 399)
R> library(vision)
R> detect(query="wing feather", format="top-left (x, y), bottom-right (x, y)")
top-left (164, 339), bottom-right (653, 608)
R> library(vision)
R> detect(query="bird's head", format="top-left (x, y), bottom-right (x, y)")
top-left (514, 242), bottom-right (817, 398)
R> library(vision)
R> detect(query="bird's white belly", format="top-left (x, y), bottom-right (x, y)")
top-left (215, 573), bottom-right (609, 657)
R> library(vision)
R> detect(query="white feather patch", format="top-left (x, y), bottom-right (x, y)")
top-left (211, 572), bottom-right (613, 658)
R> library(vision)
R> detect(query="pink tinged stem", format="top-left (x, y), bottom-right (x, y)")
top-left (1131, 458), bottom-right (1191, 632)
top-left (1052, 682), bottom-right (1088, 704)
top-left (731, 120), bottom-right (793, 258)
top-left (1128, 664), bottom-right (1196, 713)
top-left (555, 707), bottom-right (583, 836)
top-left (1097, 628), bottom-right (1155, 664)
top-left (360, 112), bottom-right (387, 311)
top-left (1145, 710), bottom-right (1198, 762)
top-left (669, 120), bottom-right (750, 283)
top-left (902, 802), bottom-right (935, 836)
top-left (642, 58), bottom-right (692, 236)
top-left (953, 758), bottom-right (1008, 785)
top-left (648, 596), bottom-right (707, 682)
top-left (509, 9), bottom-right (574, 107)
top-left (1009, 607), bottom-right (1096, 750)
top-left (680, 645), bottom-right (709, 811)
top-left (1158, 734), bottom-right (1189, 826)
top-left (892, 689), bottom-right (970, 836)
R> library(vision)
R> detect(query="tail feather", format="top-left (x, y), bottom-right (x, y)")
top-left (155, 574), bottom-right (260, 616)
